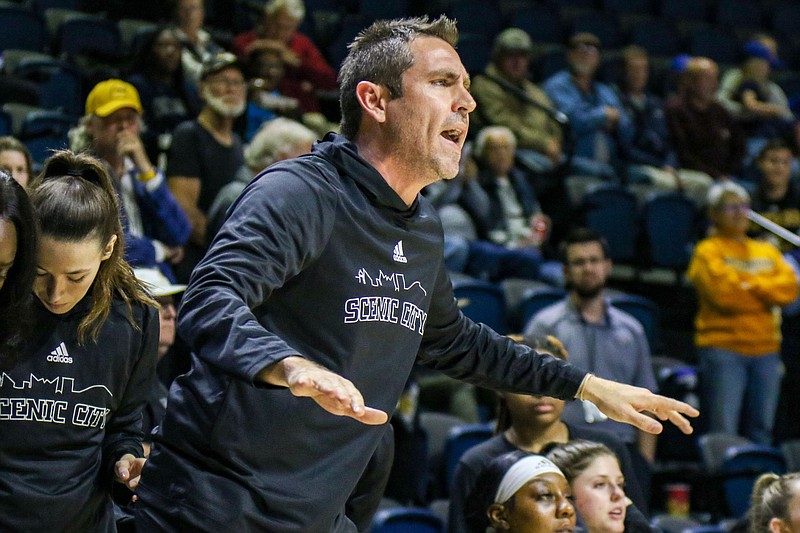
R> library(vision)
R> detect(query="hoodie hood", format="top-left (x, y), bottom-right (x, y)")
top-left (311, 133), bottom-right (420, 216)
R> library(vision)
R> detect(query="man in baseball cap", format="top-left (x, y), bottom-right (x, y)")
top-left (77, 79), bottom-right (191, 280)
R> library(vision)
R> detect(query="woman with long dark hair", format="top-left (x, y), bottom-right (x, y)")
top-left (0, 171), bottom-right (36, 369)
top-left (0, 150), bottom-right (159, 532)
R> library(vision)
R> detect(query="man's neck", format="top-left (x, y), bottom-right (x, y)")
top-left (763, 181), bottom-right (789, 201)
top-left (571, 291), bottom-right (606, 323)
top-left (572, 73), bottom-right (592, 93)
top-left (198, 108), bottom-right (234, 143)
top-left (354, 135), bottom-right (426, 207)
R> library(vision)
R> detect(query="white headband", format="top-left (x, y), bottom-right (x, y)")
top-left (494, 456), bottom-right (564, 504)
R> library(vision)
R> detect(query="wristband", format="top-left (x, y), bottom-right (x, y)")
top-left (575, 373), bottom-right (594, 401)
top-left (138, 169), bottom-right (158, 182)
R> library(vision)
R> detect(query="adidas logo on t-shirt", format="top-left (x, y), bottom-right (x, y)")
top-left (47, 342), bottom-right (73, 364)
top-left (392, 240), bottom-right (407, 263)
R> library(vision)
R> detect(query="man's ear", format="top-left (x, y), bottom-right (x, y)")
top-left (355, 81), bottom-right (389, 125)
top-left (488, 502), bottom-right (510, 530)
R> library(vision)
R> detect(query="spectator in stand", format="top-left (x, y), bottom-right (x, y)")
top-left (435, 126), bottom-right (564, 286)
top-left (127, 25), bottom-right (203, 165)
top-left (687, 181), bottom-right (798, 444)
top-left (731, 41), bottom-right (798, 158)
top-left (749, 472), bottom-right (800, 533)
top-left (718, 35), bottom-right (797, 156)
top-left (618, 46), bottom-right (712, 206)
top-left (133, 267), bottom-right (186, 456)
top-left (748, 139), bottom-right (800, 443)
top-left (470, 28), bottom-right (563, 174)
top-left (206, 117), bottom-right (316, 239)
top-left (242, 43), bottom-right (301, 142)
top-left (547, 440), bottom-right (655, 533)
top-left (464, 451), bottom-right (576, 533)
top-left (544, 32), bottom-right (633, 182)
top-left (749, 139), bottom-right (800, 252)
top-left (174, 0), bottom-right (224, 83)
top-left (167, 52), bottom-right (246, 282)
top-left (665, 57), bottom-right (747, 184)
top-left (231, 0), bottom-right (337, 114)
top-left (524, 228), bottom-right (658, 475)
top-left (69, 79), bottom-right (191, 281)
top-left (449, 335), bottom-right (647, 533)
top-left (0, 137), bottom-right (34, 188)
top-left (0, 172), bottom-right (36, 371)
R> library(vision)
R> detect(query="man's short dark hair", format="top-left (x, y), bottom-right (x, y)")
top-left (558, 227), bottom-right (610, 264)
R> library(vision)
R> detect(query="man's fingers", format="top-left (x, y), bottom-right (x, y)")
top-left (353, 406), bottom-right (389, 425)
top-left (666, 410), bottom-right (695, 435)
top-left (627, 410), bottom-right (663, 434)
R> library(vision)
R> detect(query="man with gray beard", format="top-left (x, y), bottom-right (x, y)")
top-left (166, 52), bottom-right (246, 282)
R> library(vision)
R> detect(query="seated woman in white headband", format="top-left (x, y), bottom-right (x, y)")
top-left (465, 450), bottom-right (576, 533)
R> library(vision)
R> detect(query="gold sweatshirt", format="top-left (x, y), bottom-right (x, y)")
top-left (687, 236), bottom-right (799, 355)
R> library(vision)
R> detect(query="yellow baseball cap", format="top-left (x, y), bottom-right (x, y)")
top-left (85, 79), bottom-right (143, 117)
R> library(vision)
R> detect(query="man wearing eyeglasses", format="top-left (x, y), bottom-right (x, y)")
top-left (166, 52), bottom-right (247, 282)
top-left (543, 32), bottom-right (633, 183)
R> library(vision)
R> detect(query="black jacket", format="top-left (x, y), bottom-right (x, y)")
top-left (0, 294), bottom-right (158, 532)
top-left (136, 133), bottom-right (586, 532)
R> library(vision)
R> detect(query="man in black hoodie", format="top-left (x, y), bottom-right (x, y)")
top-left (135, 16), bottom-right (698, 533)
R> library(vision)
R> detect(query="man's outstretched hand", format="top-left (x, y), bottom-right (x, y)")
top-left (259, 356), bottom-right (389, 425)
top-left (581, 375), bottom-right (699, 435)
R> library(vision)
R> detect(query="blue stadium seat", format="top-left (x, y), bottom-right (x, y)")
top-left (581, 184), bottom-right (639, 264)
top-left (0, 111), bottom-right (11, 137)
top-left (771, 2), bottom-right (800, 41)
top-left (456, 33), bottom-right (492, 75)
top-left (448, 2), bottom-right (503, 41)
top-left (0, 5), bottom-right (46, 52)
top-left (516, 286), bottom-right (567, 331)
top-left (714, 0), bottom-right (763, 31)
top-left (508, 5), bottom-right (565, 45)
top-left (19, 110), bottom-right (74, 165)
top-left (15, 58), bottom-right (84, 117)
top-left (641, 191), bottom-right (697, 272)
top-left (658, 0), bottom-right (709, 22)
top-left (601, 0), bottom-right (653, 15)
top-left (629, 18), bottom-right (681, 58)
top-left (370, 507), bottom-right (444, 533)
top-left (569, 11), bottom-right (624, 49)
top-left (357, 0), bottom-right (410, 22)
top-left (687, 27), bottom-right (739, 65)
top-left (452, 278), bottom-right (509, 334)
top-left (57, 16), bottom-right (122, 58)
top-left (608, 293), bottom-right (661, 353)
top-left (722, 445), bottom-right (786, 517)
top-left (443, 423), bottom-right (493, 496)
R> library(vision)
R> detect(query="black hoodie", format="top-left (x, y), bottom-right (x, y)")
top-left (135, 133), bottom-right (586, 532)
top-left (0, 294), bottom-right (158, 532)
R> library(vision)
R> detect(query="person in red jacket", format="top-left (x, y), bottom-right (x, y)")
top-left (231, 0), bottom-right (338, 113)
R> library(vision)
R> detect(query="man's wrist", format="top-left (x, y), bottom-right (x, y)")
top-left (575, 372), bottom-right (595, 402)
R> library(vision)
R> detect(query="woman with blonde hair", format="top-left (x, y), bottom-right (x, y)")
top-left (750, 472), bottom-right (800, 533)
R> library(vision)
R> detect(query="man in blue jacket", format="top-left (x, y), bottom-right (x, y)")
top-left (135, 16), bottom-right (698, 532)
top-left (74, 79), bottom-right (191, 280)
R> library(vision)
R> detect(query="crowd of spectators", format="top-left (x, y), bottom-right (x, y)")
top-left (2, 0), bottom-right (800, 528)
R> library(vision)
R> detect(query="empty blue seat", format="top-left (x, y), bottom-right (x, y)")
top-left (687, 27), bottom-right (739, 65)
top-left (771, 2), bottom-right (800, 41)
top-left (582, 184), bottom-right (639, 264)
top-left (58, 16), bottom-right (122, 58)
top-left (516, 286), bottom-right (567, 331)
top-left (508, 5), bottom-right (564, 45)
top-left (608, 293), bottom-right (661, 353)
top-left (448, 2), bottom-right (503, 41)
top-left (642, 191), bottom-right (697, 271)
top-left (19, 110), bottom-right (75, 165)
top-left (0, 111), bottom-right (11, 137)
top-left (722, 445), bottom-right (786, 517)
top-left (0, 5), bottom-right (46, 52)
top-left (452, 278), bottom-right (509, 334)
top-left (601, 0), bottom-right (653, 14)
top-left (443, 423), bottom-right (493, 496)
top-left (456, 33), bottom-right (492, 75)
top-left (15, 58), bottom-right (84, 117)
top-left (658, 0), bottom-right (709, 22)
top-left (714, 0), bottom-right (763, 31)
top-left (569, 11), bottom-right (624, 49)
top-left (629, 18), bottom-right (681, 58)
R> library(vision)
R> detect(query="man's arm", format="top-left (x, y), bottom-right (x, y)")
top-left (168, 176), bottom-right (207, 246)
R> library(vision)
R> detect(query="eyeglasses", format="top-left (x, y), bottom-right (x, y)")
top-left (567, 256), bottom-right (605, 267)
